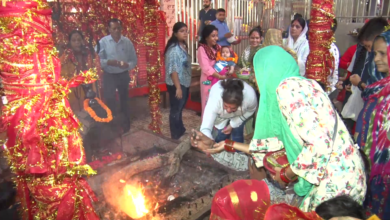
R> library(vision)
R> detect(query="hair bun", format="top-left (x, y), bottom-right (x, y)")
top-left (233, 80), bottom-right (244, 91)
top-left (222, 79), bottom-right (244, 91)
top-left (221, 79), bottom-right (245, 106)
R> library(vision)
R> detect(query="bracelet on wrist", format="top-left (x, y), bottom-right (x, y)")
top-left (224, 139), bottom-right (236, 152)
top-left (284, 167), bottom-right (298, 182)
top-left (280, 167), bottom-right (290, 184)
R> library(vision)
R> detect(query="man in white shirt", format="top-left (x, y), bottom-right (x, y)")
top-left (98, 18), bottom-right (137, 133)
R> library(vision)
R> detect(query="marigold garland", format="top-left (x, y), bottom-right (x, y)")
top-left (84, 98), bottom-right (113, 123)
top-left (216, 50), bottom-right (239, 63)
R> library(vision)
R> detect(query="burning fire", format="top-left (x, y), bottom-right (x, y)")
top-left (118, 180), bottom-right (159, 219)
top-left (124, 184), bottom-right (149, 218)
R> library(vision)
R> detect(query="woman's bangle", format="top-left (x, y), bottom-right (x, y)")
top-left (280, 167), bottom-right (290, 184)
top-left (282, 166), bottom-right (298, 182)
top-left (224, 139), bottom-right (236, 152)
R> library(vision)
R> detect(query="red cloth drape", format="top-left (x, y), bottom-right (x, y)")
top-left (0, 1), bottom-right (99, 219)
top-left (264, 203), bottom-right (322, 220)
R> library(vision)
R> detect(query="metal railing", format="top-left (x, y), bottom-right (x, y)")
top-left (334, 0), bottom-right (390, 23)
top-left (173, 0), bottom-right (390, 65)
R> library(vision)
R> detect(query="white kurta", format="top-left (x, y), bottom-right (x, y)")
top-left (285, 23), bottom-right (310, 76)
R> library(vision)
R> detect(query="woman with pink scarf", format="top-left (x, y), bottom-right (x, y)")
top-left (197, 25), bottom-right (222, 116)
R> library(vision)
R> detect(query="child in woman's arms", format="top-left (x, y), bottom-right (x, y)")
top-left (203, 46), bottom-right (238, 86)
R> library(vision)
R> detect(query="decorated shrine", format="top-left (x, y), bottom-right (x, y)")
top-left (49, 0), bottom-right (167, 133)
top-left (0, 0), bottom-right (169, 218)
top-left (0, 0), bottom-right (374, 219)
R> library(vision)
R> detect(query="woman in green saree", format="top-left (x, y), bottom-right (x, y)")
top-left (192, 46), bottom-right (366, 212)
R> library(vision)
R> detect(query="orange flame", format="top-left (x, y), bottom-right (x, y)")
top-left (119, 184), bottom-right (149, 219)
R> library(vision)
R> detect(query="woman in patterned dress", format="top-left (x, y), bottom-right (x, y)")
top-left (193, 46), bottom-right (367, 213)
top-left (164, 22), bottom-right (192, 140)
top-left (360, 30), bottom-right (390, 219)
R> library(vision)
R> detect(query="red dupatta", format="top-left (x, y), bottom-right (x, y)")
top-left (198, 43), bottom-right (221, 60)
top-left (264, 203), bottom-right (322, 220)
top-left (210, 180), bottom-right (271, 220)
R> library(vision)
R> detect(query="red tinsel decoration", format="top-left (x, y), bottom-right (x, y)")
top-left (0, 1), bottom-right (99, 219)
top-left (306, 0), bottom-right (335, 89)
top-left (145, 0), bottom-right (164, 134)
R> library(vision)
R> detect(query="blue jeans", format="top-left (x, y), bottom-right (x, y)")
top-left (214, 121), bottom-right (246, 143)
top-left (167, 84), bottom-right (189, 140)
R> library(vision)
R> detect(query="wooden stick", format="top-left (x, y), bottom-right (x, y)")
top-left (102, 139), bottom-right (191, 199)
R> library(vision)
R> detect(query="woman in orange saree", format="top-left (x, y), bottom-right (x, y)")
top-left (60, 30), bottom-right (100, 112)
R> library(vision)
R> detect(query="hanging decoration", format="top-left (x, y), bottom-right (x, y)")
top-left (144, 0), bottom-right (166, 134)
top-left (49, 0), bottom-right (166, 134)
top-left (305, 0), bottom-right (335, 89)
top-left (263, 0), bottom-right (275, 10)
top-left (0, 1), bottom-right (99, 219)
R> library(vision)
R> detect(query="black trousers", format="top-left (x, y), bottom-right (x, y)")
top-left (167, 84), bottom-right (189, 140)
top-left (103, 71), bottom-right (130, 129)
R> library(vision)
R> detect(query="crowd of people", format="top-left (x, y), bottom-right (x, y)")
top-left (162, 1), bottom-right (390, 219)
top-left (8, 0), bottom-right (387, 219)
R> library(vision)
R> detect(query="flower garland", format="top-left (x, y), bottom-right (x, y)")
top-left (216, 50), bottom-right (239, 63)
top-left (84, 98), bottom-right (113, 123)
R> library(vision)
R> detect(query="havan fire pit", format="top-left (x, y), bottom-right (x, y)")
top-left (87, 130), bottom-right (248, 220)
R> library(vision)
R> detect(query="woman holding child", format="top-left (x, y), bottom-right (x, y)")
top-left (197, 25), bottom-right (221, 116)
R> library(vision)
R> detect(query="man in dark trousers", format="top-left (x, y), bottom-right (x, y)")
top-left (98, 18), bottom-right (137, 133)
top-left (196, 0), bottom-right (216, 41)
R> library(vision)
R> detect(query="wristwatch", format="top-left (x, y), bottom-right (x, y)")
top-left (357, 81), bottom-right (364, 91)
